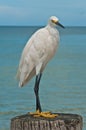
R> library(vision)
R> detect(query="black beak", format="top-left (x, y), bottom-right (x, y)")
top-left (57, 22), bottom-right (65, 28)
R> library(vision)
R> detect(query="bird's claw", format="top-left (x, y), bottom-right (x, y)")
top-left (29, 110), bottom-right (58, 118)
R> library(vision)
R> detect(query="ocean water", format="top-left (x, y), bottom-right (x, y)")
top-left (0, 26), bottom-right (86, 130)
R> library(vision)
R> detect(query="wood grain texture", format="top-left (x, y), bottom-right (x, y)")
top-left (10, 113), bottom-right (83, 130)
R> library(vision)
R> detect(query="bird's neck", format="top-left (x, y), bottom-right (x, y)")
top-left (46, 24), bottom-right (59, 36)
top-left (46, 23), bottom-right (56, 29)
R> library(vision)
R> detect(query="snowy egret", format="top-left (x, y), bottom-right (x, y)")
top-left (17, 16), bottom-right (64, 118)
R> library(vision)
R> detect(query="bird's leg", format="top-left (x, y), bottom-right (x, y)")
top-left (30, 73), bottom-right (58, 118)
top-left (34, 73), bottom-right (42, 112)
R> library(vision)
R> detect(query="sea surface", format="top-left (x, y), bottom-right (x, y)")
top-left (0, 26), bottom-right (86, 130)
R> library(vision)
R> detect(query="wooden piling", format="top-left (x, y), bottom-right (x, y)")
top-left (10, 113), bottom-right (83, 130)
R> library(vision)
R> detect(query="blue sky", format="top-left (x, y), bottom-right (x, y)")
top-left (0, 0), bottom-right (86, 26)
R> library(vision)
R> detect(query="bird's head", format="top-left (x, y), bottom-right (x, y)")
top-left (49, 16), bottom-right (64, 28)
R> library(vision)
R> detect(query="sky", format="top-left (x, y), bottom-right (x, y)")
top-left (0, 0), bottom-right (86, 26)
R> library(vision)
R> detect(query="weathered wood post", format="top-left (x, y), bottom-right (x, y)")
top-left (10, 113), bottom-right (83, 130)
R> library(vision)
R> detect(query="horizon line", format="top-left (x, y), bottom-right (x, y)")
top-left (0, 25), bottom-right (86, 27)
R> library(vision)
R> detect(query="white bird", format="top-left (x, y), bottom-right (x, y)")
top-left (17, 16), bottom-right (64, 117)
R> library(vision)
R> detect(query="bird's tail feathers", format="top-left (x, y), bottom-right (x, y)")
top-left (18, 68), bottom-right (35, 87)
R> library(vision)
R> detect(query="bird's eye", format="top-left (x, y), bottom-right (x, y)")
top-left (51, 19), bottom-right (55, 23)
top-left (51, 19), bottom-right (58, 24)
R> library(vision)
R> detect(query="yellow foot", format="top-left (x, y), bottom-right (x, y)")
top-left (29, 110), bottom-right (58, 118)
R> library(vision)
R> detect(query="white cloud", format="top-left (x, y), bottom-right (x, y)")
top-left (0, 5), bottom-right (14, 14)
top-left (0, 5), bottom-right (40, 25)
top-left (0, 5), bottom-right (28, 18)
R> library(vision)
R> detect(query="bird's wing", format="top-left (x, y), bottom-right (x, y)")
top-left (17, 27), bottom-right (49, 87)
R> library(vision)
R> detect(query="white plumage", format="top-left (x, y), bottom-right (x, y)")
top-left (17, 16), bottom-right (64, 87)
